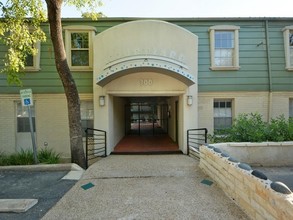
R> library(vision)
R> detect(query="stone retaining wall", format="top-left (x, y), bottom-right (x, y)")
top-left (199, 145), bottom-right (293, 220)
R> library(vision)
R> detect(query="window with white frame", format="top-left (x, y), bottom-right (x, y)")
top-left (289, 99), bottom-right (293, 119)
top-left (282, 26), bottom-right (293, 70)
top-left (25, 42), bottom-right (41, 71)
top-left (16, 102), bottom-right (36, 132)
top-left (81, 101), bottom-right (94, 137)
top-left (209, 25), bottom-right (240, 70)
top-left (64, 26), bottom-right (96, 71)
top-left (213, 99), bottom-right (233, 130)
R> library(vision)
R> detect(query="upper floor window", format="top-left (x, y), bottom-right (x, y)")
top-left (25, 42), bottom-right (41, 71)
top-left (209, 25), bottom-right (240, 70)
top-left (282, 26), bottom-right (293, 71)
top-left (64, 26), bottom-right (96, 71)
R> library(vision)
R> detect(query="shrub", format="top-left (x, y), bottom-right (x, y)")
top-left (0, 152), bottom-right (10, 166)
top-left (229, 113), bottom-right (268, 142)
top-left (268, 115), bottom-right (290, 141)
top-left (38, 147), bottom-right (60, 164)
top-left (8, 149), bottom-right (35, 165)
top-left (0, 148), bottom-right (60, 166)
top-left (209, 113), bottom-right (293, 143)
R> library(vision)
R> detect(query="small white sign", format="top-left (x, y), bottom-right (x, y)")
top-left (20, 89), bottom-right (33, 106)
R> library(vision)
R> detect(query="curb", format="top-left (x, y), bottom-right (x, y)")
top-left (0, 163), bottom-right (84, 172)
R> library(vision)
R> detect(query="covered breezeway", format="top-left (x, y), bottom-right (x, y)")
top-left (112, 96), bottom-right (181, 154)
top-left (93, 20), bottom-right (198, 155)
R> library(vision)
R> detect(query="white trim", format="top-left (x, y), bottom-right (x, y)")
top-left (209, 25), bottom-right (240, 71)
top-left (25, 42), bottom-right (41, 71)
top-left (63, 25), bottom-right (97, 32)
top-left (282, 26), bottom-right (293, 71)
top-left (209, 25), bottom-right (240, 31)
top-left (64, 26), bottom-right (95, 71)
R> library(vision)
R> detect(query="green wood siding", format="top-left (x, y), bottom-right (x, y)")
top-left (0, 18), bottom-right (293, 94)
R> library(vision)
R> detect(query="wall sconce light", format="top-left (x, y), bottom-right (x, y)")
top-left (99, 96), bottom-right (105, 106)
top-left (187, 95), bottom-right (193, 106)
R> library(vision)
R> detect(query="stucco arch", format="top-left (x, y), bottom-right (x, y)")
top-left (94, 20), bottom-right (198, 86)
top-left (93, 20), bottom-right (198, 155)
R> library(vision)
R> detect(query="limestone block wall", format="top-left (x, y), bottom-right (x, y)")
top-left (199, 145), bottom-right (293, 220)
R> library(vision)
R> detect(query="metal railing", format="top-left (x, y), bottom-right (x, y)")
top-left (85, 128), bottom-right (107, 169)
top-left (187, 128), bottom-right (208, 155)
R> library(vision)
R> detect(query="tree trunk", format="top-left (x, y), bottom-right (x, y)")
top-left (45, 0), bottom-right (86, 169)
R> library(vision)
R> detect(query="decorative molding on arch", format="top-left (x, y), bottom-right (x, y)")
top-left (96, 55), bottom-right (195, 86)
top-left (94, 20), bottom-right (198, 87)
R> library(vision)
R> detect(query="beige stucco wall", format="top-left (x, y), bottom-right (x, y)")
top-left (35, 94), bottom-right (70, 158)
top-left (1, 91), bottom-right (292, 158)
top-left (198, 91), bottom-right (293, 135)
top-left (271, 92), bottom-right (292, 119)
top-left (0, 95), bottom-right (17, 154)
top-left (0, 93), bottom-right (92, 160)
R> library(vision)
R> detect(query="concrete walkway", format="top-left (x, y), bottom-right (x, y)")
top-left (42, 155), bottom-right (248, 220)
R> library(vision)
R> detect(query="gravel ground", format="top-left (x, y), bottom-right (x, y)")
top-left (42, 155), bottom-right (248, 220)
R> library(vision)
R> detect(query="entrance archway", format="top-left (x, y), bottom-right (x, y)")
top-left (125, 97), bottom-right (169, 136)
top-left (93, 20), bottom-right (198, 154)
top-left (113, 96), bottom-right (180, 154)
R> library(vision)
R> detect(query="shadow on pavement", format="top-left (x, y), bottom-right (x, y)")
top-left (0, 170), bottom-right (77, 220)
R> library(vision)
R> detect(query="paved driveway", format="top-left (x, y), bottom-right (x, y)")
top-left (0, 170), bottom-right (77, 220)
top-left (42, 155), bottom-right (248, 220)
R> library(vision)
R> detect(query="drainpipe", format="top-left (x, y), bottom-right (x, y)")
top-left (265, 19), bottom-right (273, 122)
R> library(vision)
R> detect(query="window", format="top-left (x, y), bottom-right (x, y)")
top-left (289, 99), bottom-right (293, 119)
top-left (25, 42), bottom-right (41, 71)
top-left (16, 102), bottom-right (35, 132)
top-left (81, 101), bottom-right (94, 137)
top-left (209, 25), bottom-right (240, 70)
top-left (64, 26), bottom-right (96, 71)
top-left (213, 99), bottom-right (232, 130)
top-left (282, 26), bottom-right (293, 70)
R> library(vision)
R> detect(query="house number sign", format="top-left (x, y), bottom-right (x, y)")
top-left (140, 79), bottom-right (153, 86)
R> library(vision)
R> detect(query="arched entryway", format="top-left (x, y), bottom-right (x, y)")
top-left (112, 96), bottom-right (180, 154)
top-left (93, 20), bottom-right (198, 155)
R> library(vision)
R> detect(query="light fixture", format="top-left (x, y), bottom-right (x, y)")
top-left (187, 95), bottom-right (193, 106)
top-left (99, 96), bottom-right (105, 106)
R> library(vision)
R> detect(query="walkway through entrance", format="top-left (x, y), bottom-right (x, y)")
top-left (113, 97), bottom-right (180, 154)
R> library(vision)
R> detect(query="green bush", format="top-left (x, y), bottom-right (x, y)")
top-left (38, 147), bottom-right (60, 164)
top-left (0, 148), bottom-right (60, 166)
top-left (0, 152), bottom-right (10, 166)
top-left (209, 113), bottom-right (293, 143)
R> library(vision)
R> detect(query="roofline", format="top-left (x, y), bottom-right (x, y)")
top-left (61, 17), bottom-right (293, 22)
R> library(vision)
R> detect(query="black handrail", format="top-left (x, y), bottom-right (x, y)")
top-left (85, 128), bottom-right (107, 169)
top-left (187, 128), bottom-right (208, 155)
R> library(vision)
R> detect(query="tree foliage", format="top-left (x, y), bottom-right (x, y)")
top-left (0, 0), bottom-right (104, 168)
top-left (0, 0), bottom-right (47, 85)
top-left (0, 0), bottom-right (103, 85)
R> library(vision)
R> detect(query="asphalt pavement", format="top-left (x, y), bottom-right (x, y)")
top-left (252, 166), bottom-right (293, 191)
top-left (0, 165), bottom-right (82, 220)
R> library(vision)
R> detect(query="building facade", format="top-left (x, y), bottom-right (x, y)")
top-left (0, 18), bottom-right (293, 160)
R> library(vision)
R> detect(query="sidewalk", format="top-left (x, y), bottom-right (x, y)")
top-left (42, 155), bottom-right (248, 220)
